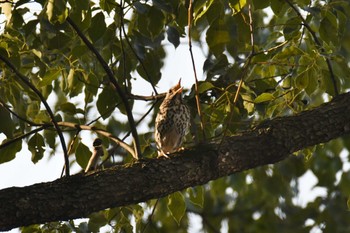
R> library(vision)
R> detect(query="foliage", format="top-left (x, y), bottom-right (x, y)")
top-left (1, 0), bottom-right (350, 232)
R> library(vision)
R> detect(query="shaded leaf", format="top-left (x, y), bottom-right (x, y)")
top-left (75, 142), bottom-right (92, 170)
top-left (0, 105), bottom-right (15, 138)
top-left (88, 12), bottom-right (106, 42)
top-left (0, 139), bottom-right (22, 164)
top-left (96, 85), bottom-right (117, 119)
top-left (28, 133), bottom-right (45, 164)
top-left (166, 26), bottom-right (180, 48)
top-left (60, 102), bottom-right (77, 115)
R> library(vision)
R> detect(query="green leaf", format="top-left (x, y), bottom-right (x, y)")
top-left (0, 105), bottom-right (15, 137)
top-left (88, 12), bottom-right (106, 42)
top-left (132, 204), bottom-right (144, 226)
top-left (270, 0), bottom-right (286, 15)
top-left (206, 19), bottom-right (231, 56)
top-left (167, 191), bottom-right (186, 225)
top-left (228, 0), bottom-right (247, 15)
top-left (148, 7), bottom-right (165, 38)
top-left (75, 142), bottom-right (92, 170)
top-left (295, 72), bottom-right (309, 90)
top-left (99, 0), bottom-right (116, 14)
top-left (252, 0), bottom-right (270, 9)
top-left (60, 102), bottom-right (77, 115)
top-left (166, 26), bottom-right (180, 48)
top-left (254, 93), bottom-right (274, 103)
top-left (28, 133), bottom-right (45, 164)
top-left (198, 81), bottom-right (215, 94)
top-left (67, 69), bottom-right (84, 98)
top-left (46, 0), bottom-right (68, 24)
top-left (319, 11), bottom-right (338, 45)
top-left (88, 211), bottom-right (108, 232)
top-left (283, 17), bottom-right (302, 40)
top-left (43, 129), bottom-right (56, 150)
top-left (193, 0), bottom-right (215, 25)
top-left (188, 186), bottom-right (204, 208)
top-left (26, 101), bottom-right (40, 120)
top-left (96, 85), bottom-right (117, 119)
top-left (0, 139), bottom-right (22, 164)
top-left (304, 68), bottom-right (319, 95)
top-left (39, 68), bottom-right (61, 87)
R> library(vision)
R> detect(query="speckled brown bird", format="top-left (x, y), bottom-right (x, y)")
top-left (155, 79), bottom-right (190, 158)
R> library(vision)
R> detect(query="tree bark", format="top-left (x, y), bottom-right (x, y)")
top-left (1, 92), bottom-right (350, 230)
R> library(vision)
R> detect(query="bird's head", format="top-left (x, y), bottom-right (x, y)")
top-left (166, 79), bottom-right (184, 104)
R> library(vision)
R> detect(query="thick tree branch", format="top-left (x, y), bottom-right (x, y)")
top-left (1, 92), bottom-right (350, 230)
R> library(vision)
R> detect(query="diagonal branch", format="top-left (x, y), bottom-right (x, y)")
top-left (57, 122), bottom-right (136, 159)
top-left (0, 53), bottom-right (70, 176)
top-left (66, 16), bottom-right (141, 159)
top-left (1, 91), bottom-right (350, 230)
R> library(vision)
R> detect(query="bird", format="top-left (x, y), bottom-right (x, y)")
top-left (155, 79), bottom-right (190, 158)
top-left (85, 138), bottom-right (104, 173)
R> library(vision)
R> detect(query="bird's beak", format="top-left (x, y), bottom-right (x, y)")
top-left (174, 79), bottom-right (183, 94)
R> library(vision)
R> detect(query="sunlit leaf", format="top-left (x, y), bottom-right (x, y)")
top-left (46, 0), bottom-right (68, 24)
top-left (228, 0), bottom-right (247, 15)
top-left (193, 0), bottom-right (215, 25)
top-left (198, 81), bottom-right (214, 94)
top-left (188, 186), bottom-right (204, 208)
top-left (39, 69), bottom-right (61, 87)
top-left (254, 93), bottom-right (274, 103)
top-left (167, 191), bottom-right (186, 225)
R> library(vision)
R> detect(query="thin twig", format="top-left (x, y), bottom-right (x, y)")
top-left (100, 101), bottom-right (158, 166)
top-left (0, 99), bottom-right (42, 126)
top-left (0, 125), bottom-right (49, 149)
top-left (284, 0), bottom-right (339, 96)
top-left (188, 0), bottom-right (206, 140)
top-left (66, 16), bottom-right (142, 159)
top-left (57, 122), bottom-right (136, 159)
top-left (60, 131), bottom-right (81, 178)
top-left (127, 93), bottom-right (166, 101)
top-left (234, 3), bottom-right (254, 103)
top-left (119, 1), bottom-right (128, 94)
top-left (141, 199), bottom-right (159, 233)
top-left (0, 53), bottom-right (70, 176)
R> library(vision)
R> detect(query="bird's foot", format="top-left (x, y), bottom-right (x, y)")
top-left (157, 151), bottom-right (170, 159)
